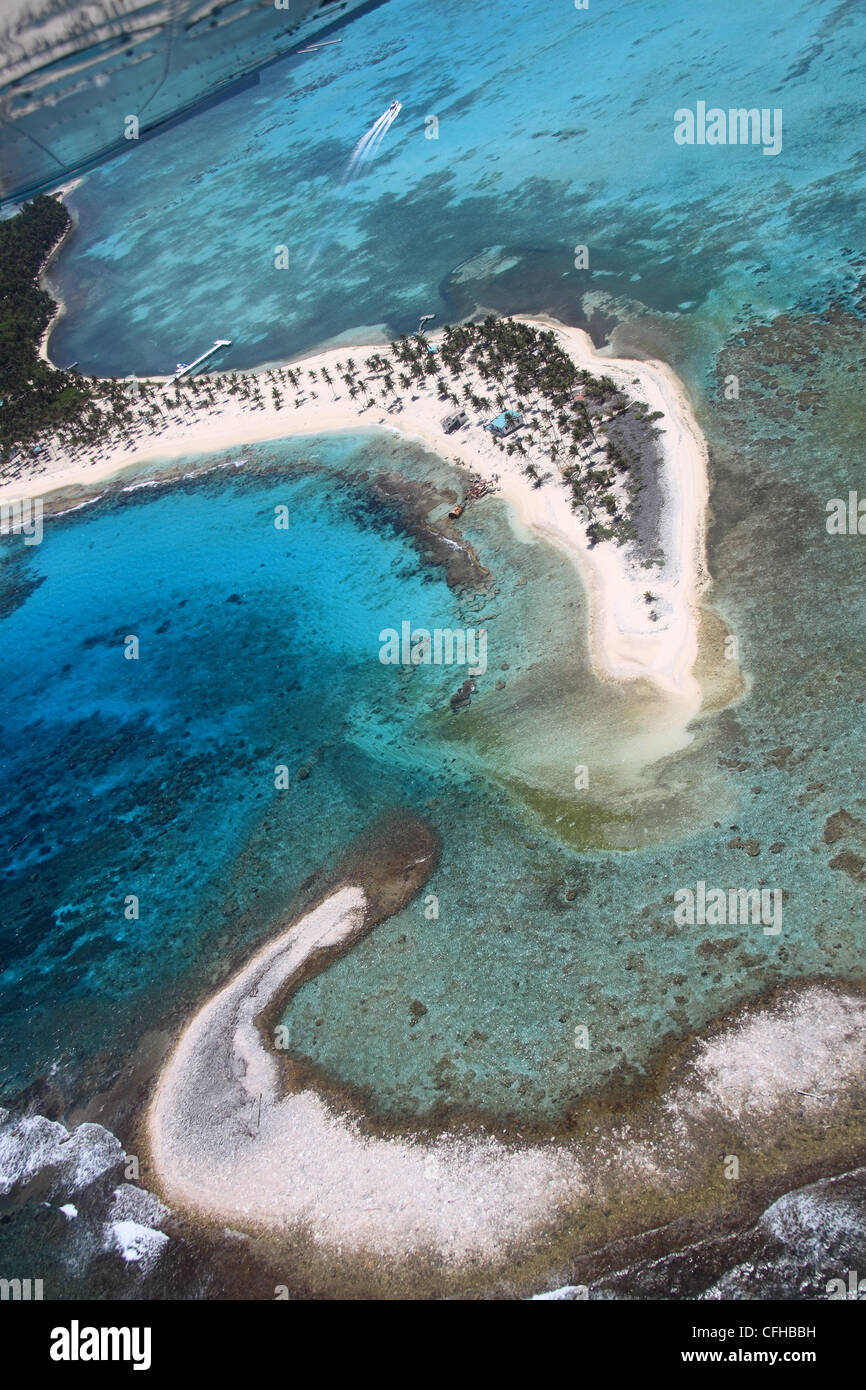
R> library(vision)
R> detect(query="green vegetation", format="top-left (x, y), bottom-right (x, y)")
top-left (1, 236), bottom-right (663, 553)
top-left (1, 198), bottom-right (190, 464)
top-left (0, 196), bottom-right (91, 457)
top-left (388, 316), bottom-right (657, 546)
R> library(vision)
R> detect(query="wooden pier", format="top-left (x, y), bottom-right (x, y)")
top-left (165, 339), bottom-right (232, 388)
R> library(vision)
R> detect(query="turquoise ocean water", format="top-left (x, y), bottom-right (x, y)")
top-left (48, 0), bottom-right (865, 378)
top-left (3, 0), bottom-right (865, 1135)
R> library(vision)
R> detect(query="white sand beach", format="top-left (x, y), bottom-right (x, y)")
top-left (147, 877), bottom-right (866, 1264)
top-left (146, 883), bottom-right (578, 1260)
top-left (5, 316), bottom-right (711, 709)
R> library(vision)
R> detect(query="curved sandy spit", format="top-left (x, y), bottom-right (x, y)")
top-left (10, 317), bottom-right (711, 711)
top-left (147, 885), bottom-right (579, 1260)
top-left (148, 881), bottom-right (866, 1266)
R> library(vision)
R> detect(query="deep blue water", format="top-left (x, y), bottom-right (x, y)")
top-left (0, 437), bottom-right (474, 1099)
top-left (2, 424), bottom-right (865, 1129)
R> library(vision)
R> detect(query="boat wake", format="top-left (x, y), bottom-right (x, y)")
top-left (305, 102), bottom-right (402, 271)
top-left (343, 100), bottom-right (402, 183)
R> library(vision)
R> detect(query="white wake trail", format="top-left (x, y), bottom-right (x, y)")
top-left (344, 111), bottom-right (392, 182)
top-left (363, 110), bottom-right (397, 161)
top-left (305, 103), bottom-right (403, 269)
top-left (344, 102), bottom-right (401, 180)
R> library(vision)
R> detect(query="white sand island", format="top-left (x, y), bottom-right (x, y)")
top-left (8, 314), bottom-right (711, 712)
top-left (146, 872), bottom-right (866, 1268)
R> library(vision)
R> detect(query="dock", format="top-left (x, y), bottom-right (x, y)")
top-left (165, 340), bottom-right (232, 387)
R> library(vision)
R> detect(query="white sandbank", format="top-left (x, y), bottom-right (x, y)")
top-left (147, 884), bottom-right (577, 1260)
top-left (8, 317), bottom-right (710, 707)
top-left (147, 882), bottom-right (866, 1262)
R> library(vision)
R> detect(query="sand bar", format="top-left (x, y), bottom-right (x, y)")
top-left (147, 874), bottom-right (866, 1265)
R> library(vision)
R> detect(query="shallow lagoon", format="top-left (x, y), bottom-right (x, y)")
top-left (48, 0), bottom-right (866, 379)
top-left (1, 425), bottom-right (863, 1134)
top-left (3, 0), bottom-right (866, 1139)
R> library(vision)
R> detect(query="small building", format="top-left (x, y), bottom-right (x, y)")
top-left (441, 409), bottom-right (468, 433)
top-left (485, 410), bottom-right (523, 438)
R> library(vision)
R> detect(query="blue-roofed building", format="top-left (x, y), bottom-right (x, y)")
top-left (485, 410), bottom-right (523, 438)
